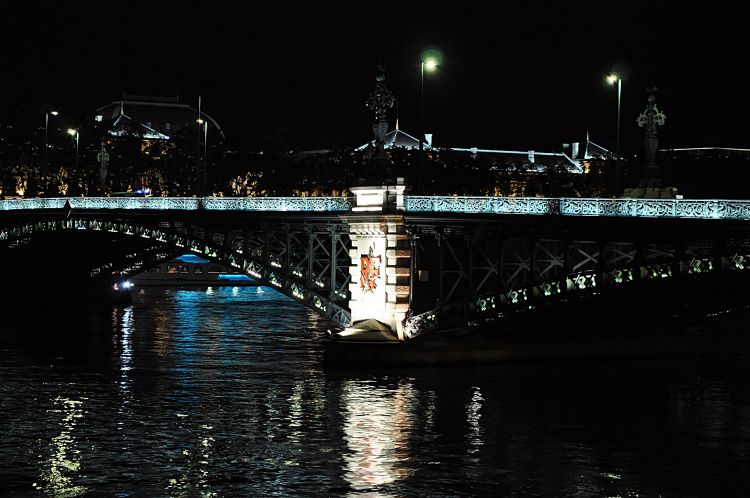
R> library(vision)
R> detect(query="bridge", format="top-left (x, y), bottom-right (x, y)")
top-left (3, 185), bottom-right (750, 340)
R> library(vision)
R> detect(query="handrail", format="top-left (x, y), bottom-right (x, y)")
top-left (5, 196), bottom-right (750, 220)
top-left (404, 196), bottom-right (750, 220)
top-left (0, 197), bottom-right (352, 212)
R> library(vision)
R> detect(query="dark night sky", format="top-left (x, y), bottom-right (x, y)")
top-left (1, 1), bottom-right (747, 152)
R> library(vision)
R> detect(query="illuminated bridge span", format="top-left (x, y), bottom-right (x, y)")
top-left (4, 196), bottom-right (750, 221)
top-left (0, 197), bottom-right (351, 212)
top-left (3, 187), bottom-right (750, 339)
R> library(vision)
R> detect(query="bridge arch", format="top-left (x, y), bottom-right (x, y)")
top-left (0, 216), bottom-right (352, 327)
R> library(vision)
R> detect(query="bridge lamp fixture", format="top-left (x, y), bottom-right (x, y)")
top-left (196, 118), bottom-right (205, 124)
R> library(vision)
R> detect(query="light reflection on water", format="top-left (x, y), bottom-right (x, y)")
top-left (1, 286), bottom-right (750, 496)
top-left (341, 379), bottom-right (416, 494)
top-left (34, 397), bottom-right (88, 497)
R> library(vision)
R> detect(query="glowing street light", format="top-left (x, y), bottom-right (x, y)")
top-left (608, 73), bottom-right (623, 186)
top-left (67, 128), bottom-right (79, 173)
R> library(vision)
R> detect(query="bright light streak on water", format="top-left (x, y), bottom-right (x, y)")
top-left (2, 287), bottom-right (750, 496)
top-left (33, 397), bottom-right (88, 497)
top-left (341, 379), bottom-right (416, 493)
top-left (466, 386), bottom-right (484, 455)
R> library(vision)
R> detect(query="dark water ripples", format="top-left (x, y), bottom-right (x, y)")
top-left (2, 286), bottom-right (750, 496)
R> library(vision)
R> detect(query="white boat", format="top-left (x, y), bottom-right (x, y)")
top-left (131, 254), bottom-right (257, 286)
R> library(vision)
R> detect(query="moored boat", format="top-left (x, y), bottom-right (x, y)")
top-left (131, 254), bottom-right (257, 286)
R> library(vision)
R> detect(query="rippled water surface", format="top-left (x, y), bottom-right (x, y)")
top-left (2, 286), bottom-right (750, 497)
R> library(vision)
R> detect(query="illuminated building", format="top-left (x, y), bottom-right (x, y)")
top-left (93, 94), bottom-right (225, 141)
top-left (357, 123), bottom-right (613, 175)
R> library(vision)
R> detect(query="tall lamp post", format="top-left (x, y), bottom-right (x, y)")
top-left (202, 119), bottom-right (208, 196)
top-left (419, 47), bottom-right (443, 181)
top-left (419, 58), bottom-right (438, 153)
top-left (67, 128), bottom-right (79, 173)
top-left (43, 110), bottom-right (59, 179)
top-left (197, 116), bottom-right (205, 195)
top-left (607, 74), bottom-right (622, 188)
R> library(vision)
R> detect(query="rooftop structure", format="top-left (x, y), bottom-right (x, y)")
top-left (357, 123), bottom-right (612, 174)
top-left (94, 94), bottom-right (225, 140)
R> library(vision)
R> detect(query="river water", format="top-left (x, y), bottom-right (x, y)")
top-left (1, 286), bottom-right (750, 497)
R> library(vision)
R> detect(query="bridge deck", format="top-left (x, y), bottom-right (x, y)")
top-left (2, 196), bottom-right (750, 221)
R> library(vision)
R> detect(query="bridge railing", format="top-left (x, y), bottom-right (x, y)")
top-left (559, 198), bottom-right (750, 220)
top-left (5, 196), bottom-right (750, 220)
top-left (404, 196), bottom-right (557, 215)
top-left (404, 196), bottom-right (750, 220)
top-left (0, 197), bottom-right (352, 212)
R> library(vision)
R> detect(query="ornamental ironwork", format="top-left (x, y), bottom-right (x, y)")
top-left (558, 198), bottom-right (750, 220)
top-left (0, 197), bottom-right (352, 212)
top-left (5, 196), bottom-right (750, 221)
top-left (404, 196), bottom-right (557, 215)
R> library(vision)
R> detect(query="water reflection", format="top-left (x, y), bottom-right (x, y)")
top-left (34, 397), bottom-right (88, 497)
top-left (116, 306), bottom-right (134, 436)
top-left (341, 379), bottom-right (416, 494)
top-left (287, 382), bottom-right (306, 447)
top-left (2, 288), bottom-right (750, 496)
top-left (167, 420), bottom-right (218, 498)
top-left (466, 386), bottom-right (484, 455)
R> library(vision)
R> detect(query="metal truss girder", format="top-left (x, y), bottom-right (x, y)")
top-left (568, 241), bottom-right (600, 273)
top-left (602, 242), bottom-right (636, 270)
top-left (441, 237), bottom-right (469, 303)
top-left (533, 239), bottom-right (565, 282)
top-left (469, 235), bottom-right (500, 297)
top-left (501, 237), bottom-right (531, 288)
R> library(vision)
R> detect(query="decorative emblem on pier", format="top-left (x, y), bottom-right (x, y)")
top-left (359, 245), bottom-right (382, 292)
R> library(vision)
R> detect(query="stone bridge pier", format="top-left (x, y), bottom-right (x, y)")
top-left (344, 181), bottom-right (411, 339)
